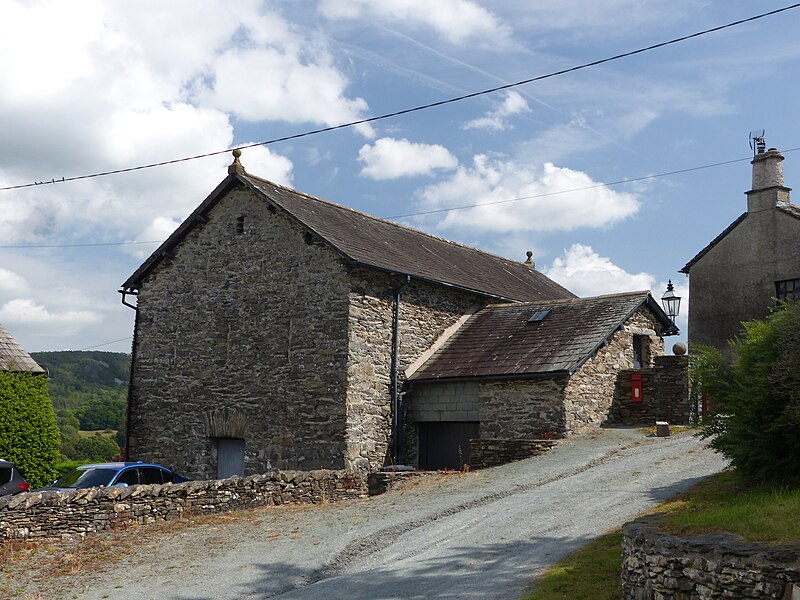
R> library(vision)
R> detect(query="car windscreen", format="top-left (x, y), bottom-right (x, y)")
top-left (53, 467), bottom-right (118, 489)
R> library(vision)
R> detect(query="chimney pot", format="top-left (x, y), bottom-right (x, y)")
top-left (747, 147), bottom-right (791, 212)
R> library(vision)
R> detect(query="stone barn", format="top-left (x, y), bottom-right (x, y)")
top-left (120, 153), bottom-right (575, 479)
top-left (121, 153), bottom-right (679, 478)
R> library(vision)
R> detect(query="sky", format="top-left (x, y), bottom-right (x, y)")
top-left (2, 0), bottom-right (800, 354)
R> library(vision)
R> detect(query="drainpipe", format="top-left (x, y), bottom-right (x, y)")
top-left (119, 289), bottom-right (139, 459)
top-left (390, 275), bottom-right (410, 465)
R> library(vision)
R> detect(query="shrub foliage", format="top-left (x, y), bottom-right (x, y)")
top-left (0, 372), bottom-right (61, 487)
top-left (694, 301), bottom-right (800, 485)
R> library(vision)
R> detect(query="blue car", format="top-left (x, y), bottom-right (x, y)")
top-left (40, 462), bottom-right (188, 491)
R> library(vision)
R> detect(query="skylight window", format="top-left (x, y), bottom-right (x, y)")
top-left (528, 309), bottom-right (550, 323)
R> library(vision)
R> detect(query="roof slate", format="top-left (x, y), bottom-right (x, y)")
top-left (409, 292), bottom-right (669, 381)
top-left (123, 172), bottom-right (575, 303)
top-left (0, 323), bottom-right (45, 373)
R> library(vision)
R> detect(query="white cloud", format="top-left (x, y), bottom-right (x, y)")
top-left (543, 244), bottom-right (655, 297)
top-left (319, 0), bottom-right (510, 45)
top-left (0, 1), bottom-right (328, 249)
top-left (0, 298), bottom-right (101, 333)
top-left (0, 269), bottom-right (29, 296)
top-left (417, 155), bottom-right (639, 232)
top-left (463, 91), bottom-right (530, 131)
top-left (358, 138), bottom-right (458, 180)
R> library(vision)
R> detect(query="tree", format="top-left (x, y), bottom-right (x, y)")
top-left (0, 371), bottom-right (61, 488)
top-left (74, 433), bottom-right (120, 462)
top-left (694, 301), bottom-right (800, 485)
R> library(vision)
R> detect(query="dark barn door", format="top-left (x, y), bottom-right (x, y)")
top-left (216, 438), bottom-right (245, 478)
top-left (418, 422), bottom-right (479, 471)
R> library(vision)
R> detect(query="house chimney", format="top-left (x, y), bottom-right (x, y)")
top-left (747, 147), bottom-right (791, 213)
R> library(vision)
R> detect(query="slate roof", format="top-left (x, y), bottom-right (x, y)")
top-left (681, 202), bottom-right (800, 273)
top-left (0, 323), bottom-right (45, 373)
top-left (123, 172), bottom-right (575, 303)
top-left (409, 292), bottom-right (673, 381)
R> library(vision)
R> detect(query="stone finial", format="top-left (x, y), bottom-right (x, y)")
top-left (228, 148), bottom-right (246, 175)
top-left (524, 250), bottom-right (535, 269)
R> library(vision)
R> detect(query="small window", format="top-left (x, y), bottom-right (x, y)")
top-left (632, 335), bottom-right (645, 369)
top-left (0, 467), bottom-right (11, 485)
top-left (776, 279), bottom-right (800, 303)
top-left (528, 309), bottom-right (551, 323)
top-left (236, 216), bottom-right (245, 234)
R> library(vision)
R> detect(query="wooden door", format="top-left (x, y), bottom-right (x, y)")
top-left (418, 422), bottom-right (479, 471)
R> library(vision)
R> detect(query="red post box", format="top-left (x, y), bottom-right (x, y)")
top-left (631, 374), bottom-right (643, 403)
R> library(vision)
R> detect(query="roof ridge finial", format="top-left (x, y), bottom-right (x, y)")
top-left (524, 250), bottom-right (535, 269)
top-left (228, 148), bottom-right (245, 175)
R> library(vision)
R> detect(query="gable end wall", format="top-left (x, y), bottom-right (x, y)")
top-left (563, 309), bottom-right (663, 432)
top-left (128, 186), bottom-right (351, 478)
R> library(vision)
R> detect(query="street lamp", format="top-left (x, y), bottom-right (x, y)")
top-left (661, 280), bottom-right (681, 326)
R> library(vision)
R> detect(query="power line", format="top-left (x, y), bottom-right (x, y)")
top-left (79, 337), bottom-right (132, 352)
top-left (4, 147), bottom-right (799, 249)
top-left (1, 3), bottom-right (798, 194)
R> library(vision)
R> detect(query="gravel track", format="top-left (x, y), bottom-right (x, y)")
top-left (7, 428), bottom-right (727, 600)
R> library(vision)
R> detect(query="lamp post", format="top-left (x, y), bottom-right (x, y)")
top-left (661, 280), bottom-right (681, 335)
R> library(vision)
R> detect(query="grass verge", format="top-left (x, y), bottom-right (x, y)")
top-left (523, 469), bottom-right (800, 599)
top-left (521, 529), bottom-right (624, 600)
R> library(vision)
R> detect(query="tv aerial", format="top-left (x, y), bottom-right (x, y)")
top-left (749, 129), bottom-right (766, 156)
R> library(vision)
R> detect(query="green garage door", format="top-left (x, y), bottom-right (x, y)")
top-left (418, 422), bottom-right (479, 471)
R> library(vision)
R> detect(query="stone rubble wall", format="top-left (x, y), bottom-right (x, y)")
top-left (346, 268), bottom-right (487, 471)
top-left (0, 470), bottom-right (366, 543)
top-left (564, 310), bottom-right (664, 433)
top-left (611, 356), bottom-right (692, 426)
top-left (469, 439), bottom-right (558, 469)
top-left (622, 515), bottom-right (800, 599)
top-left (477, 378), bottom-right (568, 438)
top-left (129, 186), bottom-right (352, 477)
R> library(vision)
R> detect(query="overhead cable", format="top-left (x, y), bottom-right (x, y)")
top-left (1, 3), bottom-right (798, 193)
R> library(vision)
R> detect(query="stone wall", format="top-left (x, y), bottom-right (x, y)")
top-left (477, 378), bottom-right (568, 438)
top-left (611, 356), bottom-right (691, 426)
top-left (129, 185), bottom-right (352, 477)
top-left (564, 309), bottom-right (664, 432)
top-left (346, 269), bottom-right (486, 470)
top-left (654, 355), bottom-right (692, 424)
top-left (469, 439), bottom-right (558, 469)
top-left (0, 470), bottom-right (366, 542)
top-left (622, 515), bottom-right (800, 599)
top-left (610, 369), bottom-right (656, 425)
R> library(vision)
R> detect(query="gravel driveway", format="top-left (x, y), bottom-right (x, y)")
top-left (5, 427), bottom-right (727, 600)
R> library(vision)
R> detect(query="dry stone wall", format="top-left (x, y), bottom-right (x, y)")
top-left (469, 439), bottom-right (558, 469)
top-left (0, 471), bottom-right (366, 542)
top-left (622, 515), bottom-right (800, 599)
top-left (129, 185), bottom-right (352, 478)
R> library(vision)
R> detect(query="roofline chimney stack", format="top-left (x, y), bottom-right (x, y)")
top-left (747, 147), bottom-right (790, 213)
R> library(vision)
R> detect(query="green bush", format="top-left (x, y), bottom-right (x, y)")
top-left (694, 301), bottom-right (800, 485)
top-left (0, 372), bottom-right (61, 488)
top-left (74, 433), bottom-right (120, 462)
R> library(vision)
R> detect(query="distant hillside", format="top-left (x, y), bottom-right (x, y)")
top-left (32, 351), bottom-right (130, 392)
top-left (31, 351), bottom-right (131, 458)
